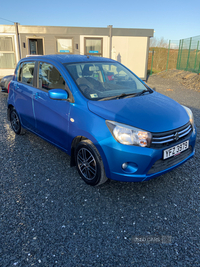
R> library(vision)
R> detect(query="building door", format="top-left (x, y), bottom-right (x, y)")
top-left (29, 39), bottom-right (44, 55)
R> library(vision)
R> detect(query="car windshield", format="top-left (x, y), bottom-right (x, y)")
top-left (64, 62), bottom-right (150, 101)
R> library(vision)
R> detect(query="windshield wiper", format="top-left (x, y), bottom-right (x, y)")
top-left (98, 89), bottom-right (152, 101)
top-left (134, 88), bottom-right (152, 97)
top-left (99, 93), bottom-right (137, 101)
top-left (118, 93), bottom-right (137, 99)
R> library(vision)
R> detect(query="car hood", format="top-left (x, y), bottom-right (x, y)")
top-left (87, 92), bottom-right (189, 133)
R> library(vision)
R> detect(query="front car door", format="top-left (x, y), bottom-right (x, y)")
top-left (32, 61), bottom-right (71, 152)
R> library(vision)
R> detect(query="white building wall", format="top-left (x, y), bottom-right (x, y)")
top-left (112, 36), bottom-right (148, 79)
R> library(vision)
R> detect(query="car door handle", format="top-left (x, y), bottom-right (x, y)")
top-left (35, 92), bottom-right (41, 99)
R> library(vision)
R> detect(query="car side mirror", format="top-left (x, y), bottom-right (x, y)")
top-left (48, 89), bottom-right (69, 100)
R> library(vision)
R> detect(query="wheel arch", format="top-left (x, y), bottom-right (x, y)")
top-left (7, 104), bottom-right (14, 121)
top-left (70, 135), bottom-right (111, 179)
top-left (70, 136), bottom-right (88, 167)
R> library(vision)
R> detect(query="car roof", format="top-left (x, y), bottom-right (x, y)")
top-left (24, 54), bottom-right (115, 64)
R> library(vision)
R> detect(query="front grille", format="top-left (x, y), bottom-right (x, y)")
top-left (147, 146), bottom-right (192, 174)
top-left (151, 122), bottom-right (192, 149)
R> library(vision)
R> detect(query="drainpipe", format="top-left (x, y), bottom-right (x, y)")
top-left (14, 22), bottom-right (21, 62)
top-left (108, 25), bottom-right (113, 59)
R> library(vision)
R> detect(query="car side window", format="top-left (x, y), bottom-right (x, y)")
top-left (18, 62), bottom-right (35, 85)
top-left (15, 63), bottom-right (21, 81)
top-left (18, 63), bottom-right (23, 82)
top-left (39, 62), bottom-right (65, 90)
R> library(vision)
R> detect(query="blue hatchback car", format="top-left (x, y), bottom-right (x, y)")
top-left (7, 55), bottom-right (196, 185)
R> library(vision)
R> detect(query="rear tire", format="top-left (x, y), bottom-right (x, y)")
top-left (10, 108), bottom-right (26, 135)
top-left (75, 140), bottom-right (108, 186)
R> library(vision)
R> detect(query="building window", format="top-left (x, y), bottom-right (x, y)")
top-left (0, 36), bottom-right (15, 68)
top-left (57, 38), bottom-right (73, 53)
top-left (84, 38), bottom-right (103, 57)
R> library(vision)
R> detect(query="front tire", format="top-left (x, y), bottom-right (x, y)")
top-left (10, 108), bottom-right (26, 135)
top-left (75, 140), bottom-right (108, 186)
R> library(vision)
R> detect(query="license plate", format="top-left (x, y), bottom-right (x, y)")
top-left (163, 140), bottom-right (189, 160)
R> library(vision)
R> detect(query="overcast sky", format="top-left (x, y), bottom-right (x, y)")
top-left (1, 0), bottom-right (199, 42)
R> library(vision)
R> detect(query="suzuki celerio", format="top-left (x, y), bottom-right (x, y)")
top-left (7, 55), bottom-right (196, 185)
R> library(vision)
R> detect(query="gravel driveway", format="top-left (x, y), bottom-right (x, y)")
top-left (1, 74), bottom-right (200, 266)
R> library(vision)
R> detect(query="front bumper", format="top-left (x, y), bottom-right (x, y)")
top-left (99, 126), bottom-right (197, 182)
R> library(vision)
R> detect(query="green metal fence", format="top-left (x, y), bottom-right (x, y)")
top-left (166, 40), bottom-right (180, 71)
top-left (176, 35), bottom-right (200, 73)
top-left (148, 35), bottom-right (200, 75)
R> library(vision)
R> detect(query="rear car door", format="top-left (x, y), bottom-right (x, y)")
top-left (32, 61), bottom-right (71, 151)
top-left (14, 61), bottom-right (36, 131)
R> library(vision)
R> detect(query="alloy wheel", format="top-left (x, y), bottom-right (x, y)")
top-left (11, 110), bottom-right (20, 133)
top-left (77, 148), bottom-right (97, 180)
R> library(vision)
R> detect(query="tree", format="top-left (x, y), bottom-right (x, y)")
top-left (150, 37), bottom-right (168, 48)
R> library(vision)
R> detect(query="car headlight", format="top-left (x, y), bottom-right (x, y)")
top-left (182, 105), bottom-right (194, 128)
top-left (106, 120), bottom-right (152, 147)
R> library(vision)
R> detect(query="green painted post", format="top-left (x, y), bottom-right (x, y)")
top-left (176, 40), bottom-right (181, 69)
top-left (194, 41), bottom-right (199, 71)
top-left (186, 37), bottom-right (192, 71)
top-left (150, 49), bottom-right (154, 75)
top-left (178, 39), bottom-right (184, 69)
top-left (166, 40), bottom-right (171, 71)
